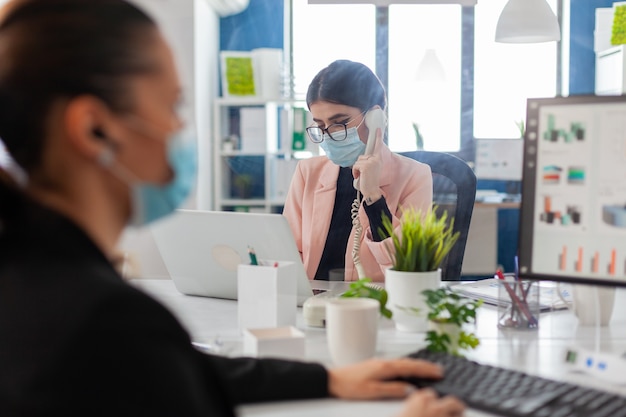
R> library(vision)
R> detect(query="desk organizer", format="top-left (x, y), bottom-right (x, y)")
top-left (243, 326), bottom-right (305, 359)
top-left (497, 279), bottom-right (540, 330)
top-left (237, 261), bottom-right (297, 331)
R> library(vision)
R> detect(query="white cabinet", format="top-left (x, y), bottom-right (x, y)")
top-left (595, 45), bottom-right (626, 96)
top-left (212, 98), bottom-right (317, 212)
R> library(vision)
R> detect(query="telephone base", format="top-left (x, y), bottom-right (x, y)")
top-left (302, 290), bottom-right (343, 328)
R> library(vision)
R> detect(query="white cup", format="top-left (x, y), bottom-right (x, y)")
top-left (325, 298), bottom-right (379, 366)
top-left (557, 283), bottom-right (616, 326)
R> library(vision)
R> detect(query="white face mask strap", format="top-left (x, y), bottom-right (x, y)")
top-left (97, 147), bottom-right (115, 167)
top-left (355, 111), bottom-right (368, 130)
top-left (97, 147), bottom-right (141, 185)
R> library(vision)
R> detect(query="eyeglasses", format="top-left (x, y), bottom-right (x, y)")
top-left (305, 111), bottom-right (366, 143)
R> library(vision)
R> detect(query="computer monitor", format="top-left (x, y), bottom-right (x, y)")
top-left (519, 95), bottom-right (626, 287)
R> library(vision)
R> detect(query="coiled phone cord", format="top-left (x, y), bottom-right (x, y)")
top-left (351, 191), bottom-right (367, 279)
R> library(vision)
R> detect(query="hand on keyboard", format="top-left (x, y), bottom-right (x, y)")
top-left (404, 349), bottom-right (626, 417)
top-left (397, 389), bottom-right (465, 417)
top-left (328, 357), bottom-right (445, 400)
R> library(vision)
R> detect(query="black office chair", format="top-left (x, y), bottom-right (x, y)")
top-left (399, 151), bottom-right (477, 281)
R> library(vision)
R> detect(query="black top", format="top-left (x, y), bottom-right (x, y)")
top-left (0, 183), bottom-right (328, 416)
top-left (315, 167), bottom-right (392, 280)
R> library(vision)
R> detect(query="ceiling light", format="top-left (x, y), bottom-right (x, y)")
top-left (495, 0), bottom-right (560, 43)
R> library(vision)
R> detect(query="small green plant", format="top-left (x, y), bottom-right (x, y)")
top-left (422, 287), bottom-right (482, 356)
top-left (233, 174), bottom-right (253, 198)
top-left (341, 278), bottom-right (392, 319)
top-left (412, 122), bottom-right (425, 150)
top-left (612, 5), bottom-right (626, 46)
top-left (380, 207), bottom-right (460, 273)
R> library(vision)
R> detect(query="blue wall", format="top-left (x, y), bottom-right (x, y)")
top-left (220, 0), bottom-right (283, 51)
top-left (476, 180), bottom-right (520, 274)
top-left (569, 0), bottom-right (616, 94)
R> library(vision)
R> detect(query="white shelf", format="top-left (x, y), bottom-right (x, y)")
top-left (212, 98), bottom-right (318, 212)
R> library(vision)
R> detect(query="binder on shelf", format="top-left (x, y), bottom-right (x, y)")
top-left (270, 157), bottom-right (299, 200)
top-left (239, 107), bottom-right (266, 153)
top-left (292, 107), bottom-right (306, 151)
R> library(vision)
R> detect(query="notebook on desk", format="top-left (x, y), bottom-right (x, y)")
top-left (150, 209), bottom-right (317, 306)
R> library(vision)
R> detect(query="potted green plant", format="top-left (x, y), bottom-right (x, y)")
top-left (380, 206), bottom-right (460, 332)
top-left (233, 174), bottom-right (253, 198)
top-left (422, 287), bottom-right (481, 356)
top-left (612, 4), bottom-right (626, 46)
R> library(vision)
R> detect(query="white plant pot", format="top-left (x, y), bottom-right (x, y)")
top-left (385, 268), bottom-right (441, 332)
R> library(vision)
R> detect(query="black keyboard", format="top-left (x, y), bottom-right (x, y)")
top-left (405, 349), bottom-right (626, 417)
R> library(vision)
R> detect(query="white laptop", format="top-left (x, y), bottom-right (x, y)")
top-left (151, 209), bottom-right (317, 305)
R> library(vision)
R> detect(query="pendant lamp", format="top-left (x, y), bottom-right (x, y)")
top-left (495, 0), bottom-right (560, 43)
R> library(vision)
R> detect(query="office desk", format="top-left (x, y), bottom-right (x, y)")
top-left (131, 280), bottom-right (626, 417)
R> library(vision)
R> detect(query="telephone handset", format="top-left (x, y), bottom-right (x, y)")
top-left (351, 108), bottom-right (387, 279)
top-left (353, 108), bottom-right (386, 191)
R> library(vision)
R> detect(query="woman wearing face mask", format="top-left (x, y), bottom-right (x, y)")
top-left (283, 60), bottom-right (433, 282)
top-left (0, 2), bottom-right (464, 416)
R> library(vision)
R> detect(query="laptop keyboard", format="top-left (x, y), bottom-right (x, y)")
top-left (404, 349), bottom-right (626, 417)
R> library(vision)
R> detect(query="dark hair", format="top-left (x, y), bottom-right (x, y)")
top-left (306, 60), bottom-right (387, 112)
top-left (0, 0), bottom-right (158, 173)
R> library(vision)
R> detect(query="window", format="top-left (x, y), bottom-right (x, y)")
top-left (473, 0), bottom-right (558, 139)
top-left (291, 0), bottom-right (375, 97)
top-left (388, 5), bottom-right (461, 152)
top-left (290, 0), bottom-right (558, 155)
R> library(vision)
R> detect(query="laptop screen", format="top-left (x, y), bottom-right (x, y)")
top-left (150, 209), bottom-right (315, 303)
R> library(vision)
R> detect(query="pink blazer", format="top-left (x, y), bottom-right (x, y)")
top-left (283, 144), bottom-right (433, 282)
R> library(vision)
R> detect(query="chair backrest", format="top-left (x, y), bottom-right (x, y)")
top-left (399, 151), bottom-right (477, 281)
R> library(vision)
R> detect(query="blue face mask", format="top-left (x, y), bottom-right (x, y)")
top-left (319, 126), bottom-right (366, 167)
top-left (98, 124), bottom-right (197, 227)
top-left (129, 130), bottom-right (197, 227)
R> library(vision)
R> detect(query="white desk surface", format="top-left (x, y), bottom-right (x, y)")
top-left (131, 279), bottom-right (626, 417)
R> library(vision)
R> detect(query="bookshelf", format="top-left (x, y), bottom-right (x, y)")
top-left (212, 97), bottom-right (318, 212)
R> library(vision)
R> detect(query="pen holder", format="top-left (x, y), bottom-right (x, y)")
top-left (238, 261), bottom-right (297, 331)
top-left (497, 278), bottom-right (540, 330)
